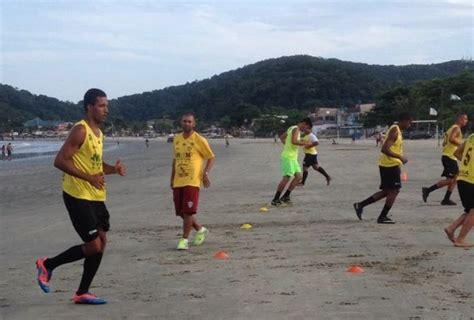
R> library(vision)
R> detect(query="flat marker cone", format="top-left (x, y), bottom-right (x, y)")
top-left (346, 265), bottom-right (364, 273)
top-left (259, 207), bottom-right (269, 212)
top-left (214, 251), bottom-right (229, 260)
top-left (240, 223), bottom-right (253, 230)
top-left (400, 171), bottom-right (408, 181)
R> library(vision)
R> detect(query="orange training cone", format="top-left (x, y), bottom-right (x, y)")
top-left (346, 265), bottom-right (364, 273)
top-left (214, 251), bottom-right (229, 260)
top-left (400, 171), bottom-right (408, 181)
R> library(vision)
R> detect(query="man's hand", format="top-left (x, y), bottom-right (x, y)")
top-left (203, 173), bottom-right (211, 188)
top-left (400, 155), bottom-right (408, 164)
top-left (89, 173), bottom-right (105, 190)
top-left (115, 159), bottom-right (127, 176)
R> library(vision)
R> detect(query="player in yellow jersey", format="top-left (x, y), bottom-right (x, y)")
top-left (353, 113), bottom-right (413, 224)
top-left (271, 118), bottom-right (313, 206)
top-left (422, 113), bottom-right (468, 205)
top-left (444, 133), bottom-right (474, 247)
top-left (300, 127), bottom-right (331, 186)
top-left (171, 113), bottom-right (215, 250)
top-left (35, 89), bottom-right (127, 304)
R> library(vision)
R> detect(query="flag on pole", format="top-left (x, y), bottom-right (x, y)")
top-left (429, 107), bottom-right (438, 116)
top-left (450, 94), bottom-right (461, 101)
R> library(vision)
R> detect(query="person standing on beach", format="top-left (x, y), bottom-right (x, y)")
top-left (1, 144), bottom-right (5, 160)
top-left (444, 133), bottom-right (474, 247)
top-left (35, 88), bottom-right (127, 304)
top-left (300, 127), bottom-right (331, 186)
top-left (270, 118), bottom-right (313, 206)
top-left (422, 113), bottom-right (468, 205)
top-left (6, 143), bottom-right (13, 160)
top-left (171, 113), bottom-right (215, 250)
top-left (353, 113), bottom-right (413, 224)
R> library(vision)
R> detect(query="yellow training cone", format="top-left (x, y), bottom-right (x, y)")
top-left (241, 223), bottom-right (253, 230)
top-left (259, 207), bottom-right (269, 212)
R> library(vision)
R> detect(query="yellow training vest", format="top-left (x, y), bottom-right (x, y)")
top-left (378, 125), bottom-right (403, 167)
top-left (458, 134), bottom-right (474, 184)
top-left (442, 124), bottom-right (461, 160)
top-left (63, 120), bottom-right (106, 201)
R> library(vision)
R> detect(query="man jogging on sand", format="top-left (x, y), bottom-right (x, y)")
top-left (171, 113), bottom-right (215, 250)
top-left (35, 88), bottom-right (126, 304)
top-left (270, 118), bottom-right (313, 206)
top-left (353, 113), bottom-right (413, 224)
top-left (300, 127), bottom-right (331, 186)
top-left (422, 113), bottom-right (468, 205)
top-left (444, 133), bottom-right (474, 247)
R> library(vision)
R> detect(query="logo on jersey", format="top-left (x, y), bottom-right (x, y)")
top-left (187, 201), bottom-right (194, 208)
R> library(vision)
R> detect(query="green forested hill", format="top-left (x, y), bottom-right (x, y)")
top-left (1, 55), bottom-right (473, 130)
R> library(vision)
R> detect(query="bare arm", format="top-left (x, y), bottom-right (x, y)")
top-left (170, 159), bottom-right (176, 189)
top-left (54, 125), bottom-right (104, 189)
top-left (291, 127), bottom-right (311, 146)
top-left (449, 126), bottom-right (462, 146)
top-left (202, 157), bottom-right (215, 188)
top-left (381, 127), bottom-right (407, 164)
top-left (454, 141), bottom-right (466, 161)
top-left (103, 158), bottom-right (127, 176)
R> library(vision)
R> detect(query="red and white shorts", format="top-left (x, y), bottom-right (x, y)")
top-left (173, 186), bottom-right (200, 217)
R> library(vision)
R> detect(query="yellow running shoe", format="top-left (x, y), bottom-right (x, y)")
top-left (177, 238), bottom-right (189, 250)
top-left (193, 227), bottom-right (209, 246)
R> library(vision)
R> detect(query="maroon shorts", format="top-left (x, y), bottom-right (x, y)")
top-left (173, 186), bottom-right (200, 217)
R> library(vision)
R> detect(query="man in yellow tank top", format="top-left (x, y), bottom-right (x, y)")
top-left (353, 113), bottom-right (413, 224)
top-left (300, 127), bottom-right (331, 186)
top-left (35, 89), bottom-right (127, 304)
top-left (270, 118), bottom-right (313, 206)
top-left (422, 113), bottom-right (468, 205)
top-left (444, 133), bottom-right (474, 247)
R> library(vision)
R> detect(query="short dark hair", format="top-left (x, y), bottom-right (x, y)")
top-left (398, 112), bottom-right (413, 122)
top-left (83, 88), bottom-right (106, 112)
top-left (457, 112), bottom-right (468, 119)
top-left (181, 112), bottom-right (195, 119)
top-left (300, 117), bottom-right (313, 128)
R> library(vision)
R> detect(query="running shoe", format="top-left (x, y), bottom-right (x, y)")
top-left (177, 238), bottom-right (189, 250)
top-left (280, 197), bottom-right (292, 205)
top-left (377, 216), bottom-right (396, 224)
top-left (271, 199), bottom-right (282, 207)
top-left (36, 257), bottom-right (52, 293)
top-left (326, 176), bottom-right (332, 186)
top-left (72, 292), bottom-right (107, 305)
top-left (193, 227), bottom-right (209, 246)
top-left (422, 187), bottom-right (429, 203)
top-left (353, 203), bottom-right (363, 220)
top-left (441, 199), bottom-right (457, 206)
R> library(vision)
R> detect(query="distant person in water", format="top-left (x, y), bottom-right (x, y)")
top-left (1, 144), bottom-right (5, 160)
top-left (145, 139), bottom-right (149, 148)
top-left (6, 143), bottom-right (13, 160)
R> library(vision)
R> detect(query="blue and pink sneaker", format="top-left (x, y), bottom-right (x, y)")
top-left (72, 293), bottom-right (107, 305)
top-left (36, 257), bottom-right (52, 293)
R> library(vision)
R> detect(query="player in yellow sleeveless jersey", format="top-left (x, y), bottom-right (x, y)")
top-left (444, 133), bottom-right (474, 247)
top-left (270, 118), bottom-right (313, 206)
top-left (300, 127), bottom-right (331, 186)
top-left (422, 113), bottom-right (468, 205)
top-left (353, 113), bottom-right (413, 224)
top-left (35, 89), bottom-right (126, 304)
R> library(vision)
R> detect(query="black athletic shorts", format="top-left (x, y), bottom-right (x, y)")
top-left (379, 166), bottom-right (401, 190)
top-left (457, 180), bottom-right (474, 213)
top-left (63, 192), bottom-right (110, 243)
top-left (303, 154), bottom-right (318, 167)
top-left (441, 155), bottom-right (459, 178)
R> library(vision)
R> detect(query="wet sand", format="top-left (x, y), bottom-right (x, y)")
top-left (0, 137), bottom-right (473, 319)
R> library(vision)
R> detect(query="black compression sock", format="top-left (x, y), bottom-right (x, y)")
top-left (77, 253), bottom-right (103, 295)
top-left (317, 167), bottom-right (330, 180)
top-left (378, 204), bottom-right (392, 219)
top-left (443, 190), bottom-right (452, 201)
top-left (426, 184), bottom-right (438, 193)
top-left (302, 171), bottom-right (308, 184)
top-left (282, 190), bottom-right (291, 199)
top-left (273, 191), bottom-right (282, 201)
top-left (358, 196), bottom-right (376, 208)
top-left (44, 245), bottom-right (85, 271)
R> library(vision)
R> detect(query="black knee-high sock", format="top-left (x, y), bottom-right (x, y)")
top-left (316, 167), bottom-right (330, 180)
top-left (273, 191), bottom-right (282, 201)
top-left (426, 184), bottom-right (438, 193)
top-left (282, 190), bottom-right (291, 199)
top-left (378, 205), bottom-right (392, 219)
top-left (358, 196), bottom-right (376, 208)
top-left (44, 245), bottom-right (85, 271)
top-left (443, 190), bottom-right (452, 201)
top-left (77, 253), bottom-right (103, 295)
top-left (302, 171), bottom-right (309, 184)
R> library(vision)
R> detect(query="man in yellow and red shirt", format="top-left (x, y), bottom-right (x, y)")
top-left (171, 113), bottom-right (215, 250)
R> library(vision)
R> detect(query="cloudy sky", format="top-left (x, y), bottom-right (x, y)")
top-left (1, 0), bottom-right (472, 101)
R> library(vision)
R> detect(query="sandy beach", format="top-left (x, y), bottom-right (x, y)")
top-left (0, 137), bottom-right (473, 320)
